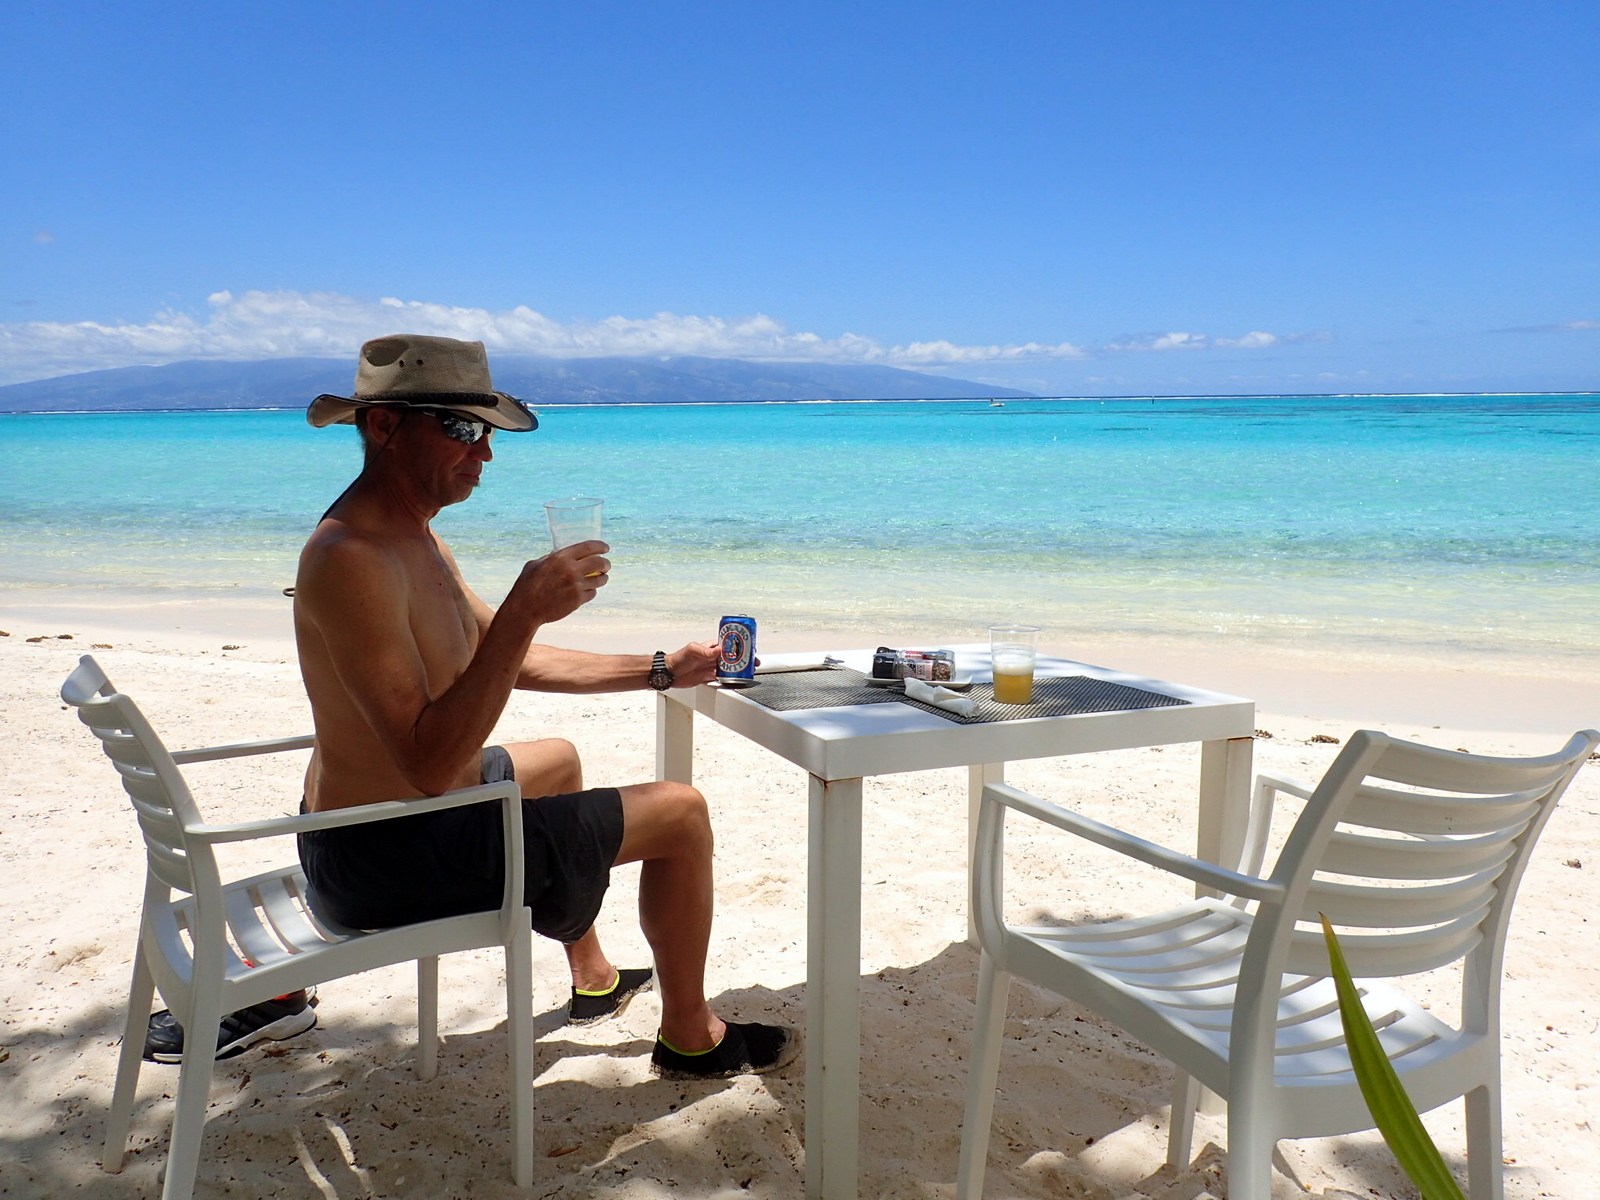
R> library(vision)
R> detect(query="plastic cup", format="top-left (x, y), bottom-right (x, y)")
top-left (544, 497), bottom-right (604, 551)
top-left (989, 624), bottom-right (1040, 705)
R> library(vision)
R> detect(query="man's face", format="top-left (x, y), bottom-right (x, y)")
top-left (371, 408), bottom-right (495, 507)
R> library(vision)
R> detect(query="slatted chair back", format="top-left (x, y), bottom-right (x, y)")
top-left (1252, 728), bottom-right (1593, 990)
top-left (61, 655), bottom-right (216, 900)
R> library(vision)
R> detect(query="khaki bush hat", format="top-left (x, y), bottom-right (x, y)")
top-left (307, 334), bottom-right (538, 431)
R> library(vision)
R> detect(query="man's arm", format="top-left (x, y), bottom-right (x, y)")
top-left (443, 539), bottom-right (720, 693)
top-left (516, 639), bottom-right (720, 692)
top-left (300, 529), bottom-right (606, 795)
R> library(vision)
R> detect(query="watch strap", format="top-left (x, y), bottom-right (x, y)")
top-left (648, 650), bottom-right (674, 691)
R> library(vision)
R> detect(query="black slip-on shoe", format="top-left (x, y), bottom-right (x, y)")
top-left (143, 989), bottom-right (317, 1064)
top-left (649, 1021), bottom-right (802, 1080)
top-left (567, 967), bottom-right (654, 1027)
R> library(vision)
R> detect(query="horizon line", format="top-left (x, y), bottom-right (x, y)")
top-left (3, 389), bottom-right (1599, 418)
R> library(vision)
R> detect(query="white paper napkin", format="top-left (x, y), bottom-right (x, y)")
top-left (903, 676), bottom-right (977, 716)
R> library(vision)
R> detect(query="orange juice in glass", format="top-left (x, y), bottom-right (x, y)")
top-left (988, 624), bottom-right (1040, 705)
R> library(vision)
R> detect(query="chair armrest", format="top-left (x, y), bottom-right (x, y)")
top-left (1238, 769), bottom-right (1318, 879)
top-left (171, 734), bottom-right (316, 764)
top-left (1255, 769), bottom-right (1314, 800)
top-left (985, 782), bottom-right (1286, 904)
top-left (188, 781), bottom-right (529, 937)
top-left (184, 781), bottom-right (520, 844)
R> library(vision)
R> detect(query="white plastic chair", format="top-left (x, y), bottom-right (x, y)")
top-left (62, 655), bottom-right (536, 1200)
top-left (957, 726), bottom-right (1598, 1200)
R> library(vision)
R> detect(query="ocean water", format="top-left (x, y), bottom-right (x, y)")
top-left (3, 395), bottom-right (1598, 657)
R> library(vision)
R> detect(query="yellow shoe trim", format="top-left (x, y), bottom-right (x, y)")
top-left (657, 1031), bottom-right (726, 1057)
top-left (574, 971), bottom-right (621, 998)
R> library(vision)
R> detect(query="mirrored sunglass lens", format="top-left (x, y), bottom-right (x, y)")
top-left (436, 414), bottom-right (486, 444)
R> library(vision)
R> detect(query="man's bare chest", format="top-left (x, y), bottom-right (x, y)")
top-left (400, 549), bottom-right (478, 678)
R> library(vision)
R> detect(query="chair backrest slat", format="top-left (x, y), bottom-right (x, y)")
top-left (118, 765), bottom-right (179, 811)
top-left (147, 841), bottom-right (203, 893)
top-left (1300, 867), bottom-right (1502, 928)
top-left (60, 655), bottom-right (113, 705)
top-left (1317, 824), bottom-right (1523, 881)
top-left (129, 791), bottom-right (183, 832)
top-left (85, 727), bottom-right (157, 769)
top-left (1343, 782), bottom-right (1543, 835)
top-left (1366, 740), bottom-right (1588, 793)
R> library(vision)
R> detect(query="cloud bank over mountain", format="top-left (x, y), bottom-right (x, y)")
top-left (0, 289), bottom-right (1318, 386)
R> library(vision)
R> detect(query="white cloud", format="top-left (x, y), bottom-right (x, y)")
top-left (0, 289), bottom-right (1307, 385)
top-left (1215, 331), bottom-right (1277, 349)
top-left (1102, 331), bottom-right (1211, 352)
top-left (1103, 329), bottom-right (1332, 353)
top-left (1495, 319), bottom-right (1600, 333)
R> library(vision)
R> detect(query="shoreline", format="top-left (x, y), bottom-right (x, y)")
top-left (5, 586), bottom-right (1596, 734)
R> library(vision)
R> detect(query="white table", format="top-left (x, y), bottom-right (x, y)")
top-left (654, 646), bottom-right (1255, 1199)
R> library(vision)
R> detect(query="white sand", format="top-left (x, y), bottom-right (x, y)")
top-left (2, 609), bottom-right (1597, 1199)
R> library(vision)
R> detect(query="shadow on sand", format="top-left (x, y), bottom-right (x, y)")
top-left (2, 941), bottom-right (1434, 1199)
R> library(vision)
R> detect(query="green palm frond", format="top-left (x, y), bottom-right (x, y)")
top-left (1320, 914), bottom-right (1467, 1200)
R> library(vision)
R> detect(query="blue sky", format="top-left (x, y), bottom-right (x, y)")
top-left (3, 0), bottom-right (1596, 394)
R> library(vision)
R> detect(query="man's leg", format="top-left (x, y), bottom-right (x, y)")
top-left (506, 737), bottom-right (584, 794)
top-left (612, 781), bottom-right (720, 1051)
top-left (613, 781), bottom-right (799, 1078)
top-left (505, 744), bottom-right (794, 1074)
top-left (505, 739), bottom-right (624, 993)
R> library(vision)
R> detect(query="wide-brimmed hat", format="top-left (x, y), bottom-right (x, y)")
top-left (307, 334), bottom-right (538, 431)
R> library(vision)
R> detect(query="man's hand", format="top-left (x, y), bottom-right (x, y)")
top-left (509, 540), bottom-right (610, 626)
top-left (666, 639), bottom-right (720, 687)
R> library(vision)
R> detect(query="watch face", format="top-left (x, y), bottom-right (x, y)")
top-left (649, 667), bottom-right (673, 690)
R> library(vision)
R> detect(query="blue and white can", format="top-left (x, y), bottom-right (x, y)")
top-left (717, 614), bottom-right (757, 682)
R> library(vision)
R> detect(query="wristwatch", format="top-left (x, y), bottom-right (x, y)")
top-left (647, 650), bottom-right (675, 691)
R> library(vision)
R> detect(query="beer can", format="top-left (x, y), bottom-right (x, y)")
top-left (717, 614), bottom-right (758, 682)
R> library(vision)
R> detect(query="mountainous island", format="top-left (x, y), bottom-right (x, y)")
top-left (0, 356), bottom-right (1035, 413)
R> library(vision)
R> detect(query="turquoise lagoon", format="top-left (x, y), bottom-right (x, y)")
top-left (2, 395), bottom-right (1597, 658)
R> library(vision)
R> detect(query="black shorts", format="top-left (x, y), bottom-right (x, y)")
top-left (297, 747), bottom-right (625, 944)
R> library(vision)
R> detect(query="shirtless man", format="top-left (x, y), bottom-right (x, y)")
top-left (291, 334), bottom-right (797, 1079)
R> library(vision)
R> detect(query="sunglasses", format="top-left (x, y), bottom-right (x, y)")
top-left (420, 409), bottom-right (490, 445)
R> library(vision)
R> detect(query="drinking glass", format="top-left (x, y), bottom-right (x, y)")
top-left (988, 624), bottom-right (1040, 704)
top-left (544, 497), bottom-right (604, 551)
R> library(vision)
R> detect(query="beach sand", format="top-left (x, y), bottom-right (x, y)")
top-left (2, 603), bottom-right (1597, 1200)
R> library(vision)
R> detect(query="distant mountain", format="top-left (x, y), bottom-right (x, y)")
top-left (0, 355), bottom-right (1034, 413)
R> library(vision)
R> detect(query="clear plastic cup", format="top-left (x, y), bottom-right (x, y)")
top-left (989, 624), bottom-right (1040, 704)
top-left (544, 497), bottom-right (604, 551)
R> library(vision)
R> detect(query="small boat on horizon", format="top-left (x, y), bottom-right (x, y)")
top-left (989, 399), bottom-right (1005, 407)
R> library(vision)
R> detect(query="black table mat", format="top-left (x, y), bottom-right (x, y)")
top-left (730, 668), bottom-right (1188, 724)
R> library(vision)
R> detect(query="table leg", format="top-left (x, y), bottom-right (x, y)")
top-left (1193, 735), bottom-right (1256, 1117)
top-left (1203, 732), bottom-right (1260, 896)
top-left (966, 763), bottom-right (1005, 945)
top-left (1195, 736), bottom-right (1254, 896)
top-left (805, 774), bottom-right (863, 1200)
top-left (655, 695), bottom-right (694, 784)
